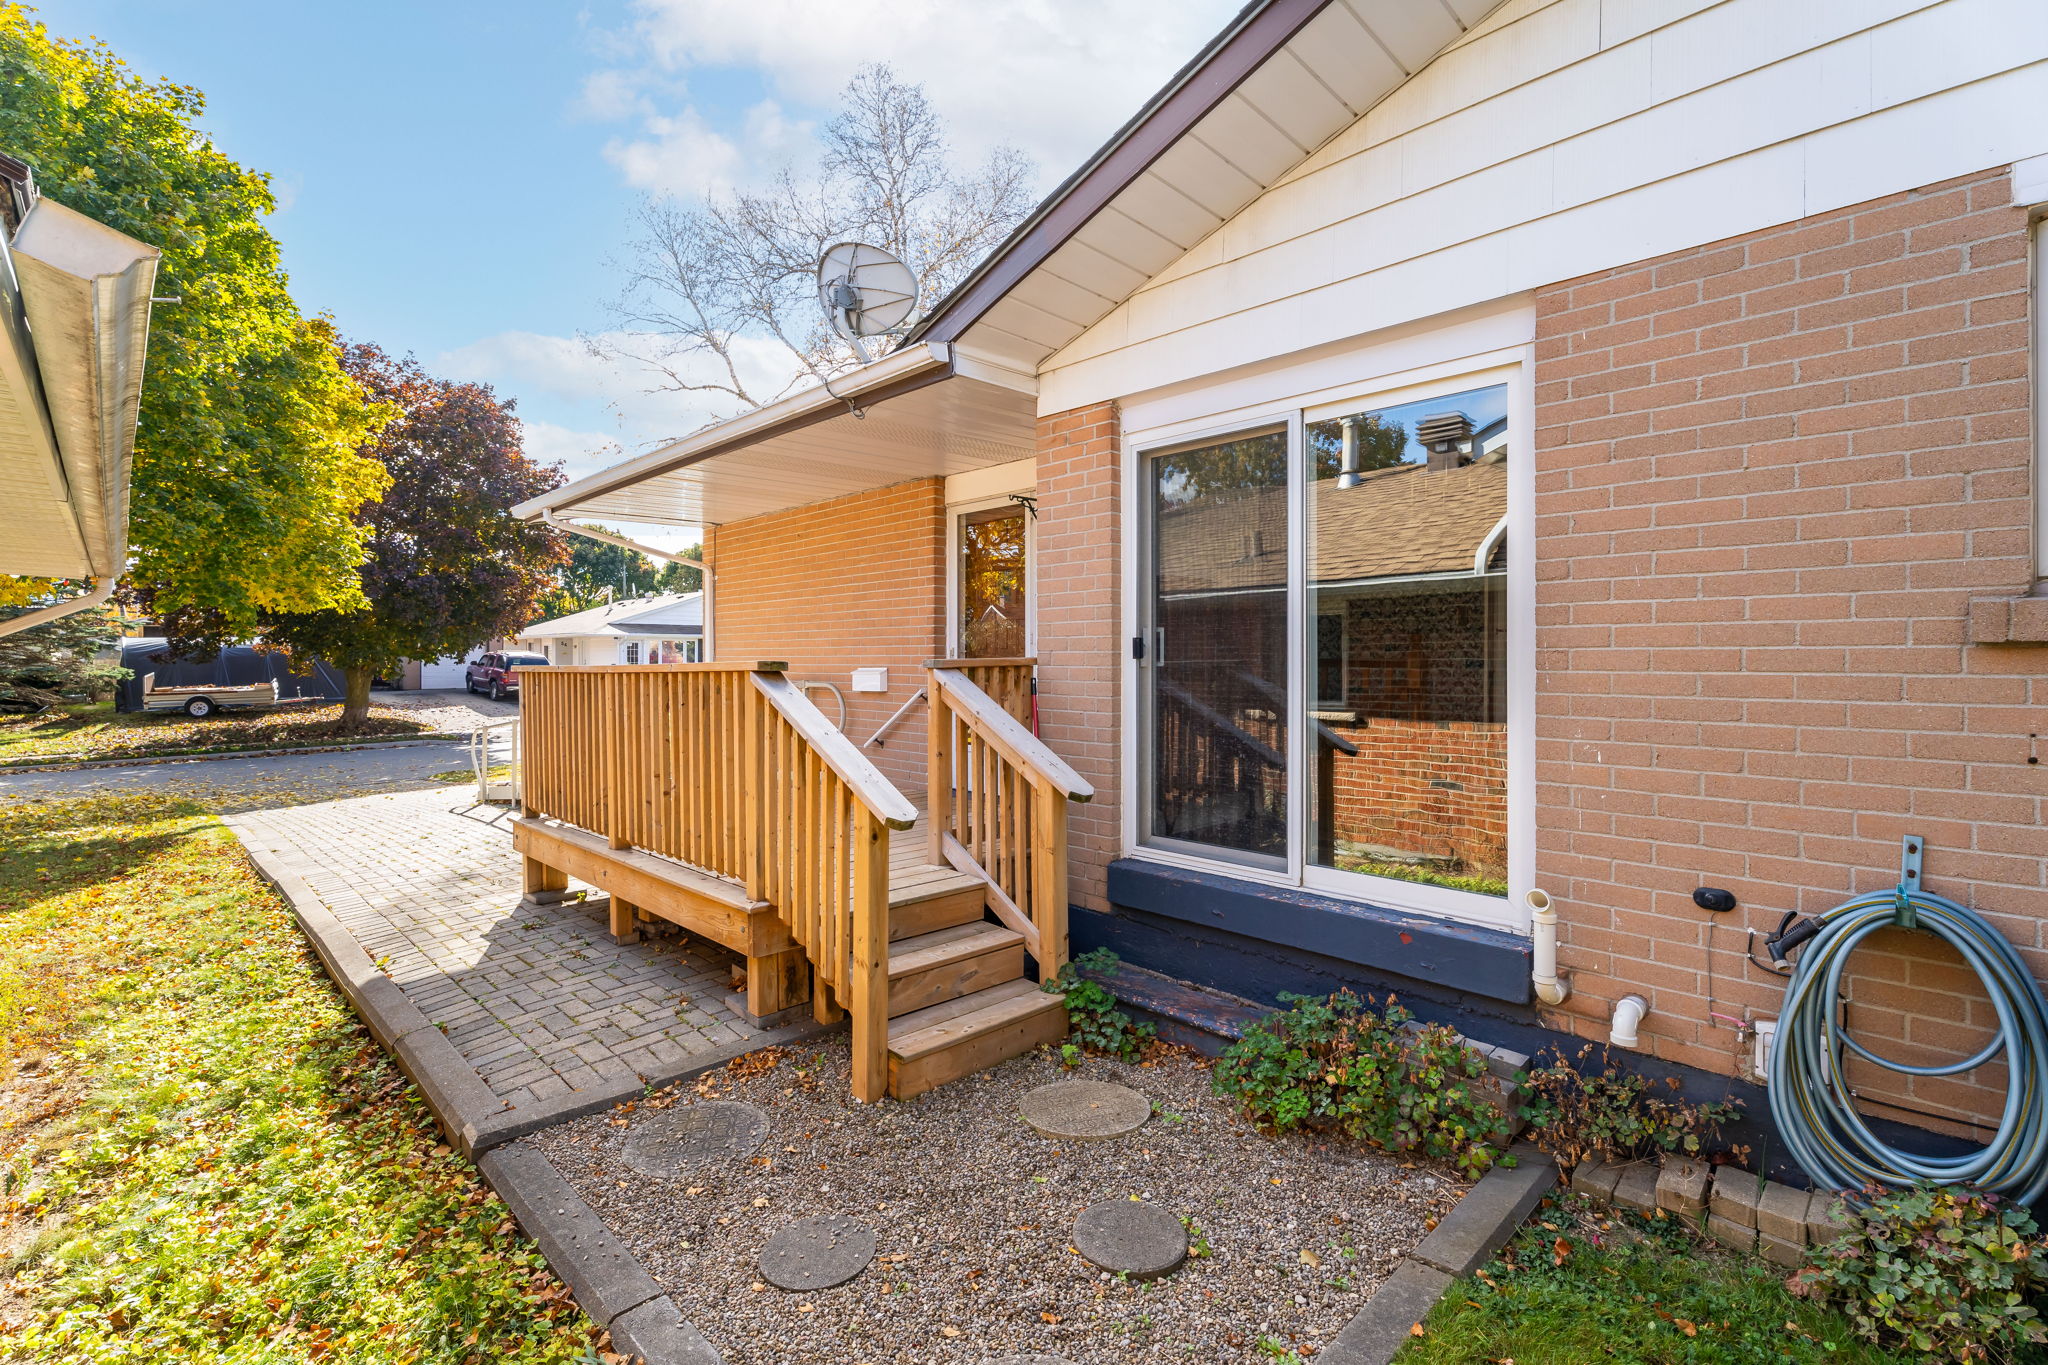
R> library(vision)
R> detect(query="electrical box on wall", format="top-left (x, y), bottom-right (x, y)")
top-left (1752, 1018), bottom-right (1778, 1082)
top-left (851, 667), bottom-right (888, 694)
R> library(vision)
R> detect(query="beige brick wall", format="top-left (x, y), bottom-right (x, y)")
top-left (706, 478), bottom-right (946, 793)
top-left (1535, 167), bottom-right (2043, 1132)
top-left (1035, 401), bottom-right (1124, 913)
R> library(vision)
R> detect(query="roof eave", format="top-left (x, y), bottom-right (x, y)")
top-left (908, 0), bottom-right (1325, 348)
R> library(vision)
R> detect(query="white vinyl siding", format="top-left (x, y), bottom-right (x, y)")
top-left (1040, 0), bottom-right (2048, 414)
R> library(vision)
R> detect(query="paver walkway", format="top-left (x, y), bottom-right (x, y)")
top-left (228, 786), bottom-right (778, 1110)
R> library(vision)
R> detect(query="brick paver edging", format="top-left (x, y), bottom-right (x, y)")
top-left (1319, 1144), bottom-right (1558, 1365)
top-left (0, 734), bottom-right (467, 774)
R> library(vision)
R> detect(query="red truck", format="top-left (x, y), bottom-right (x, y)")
top-left (465, 651), bottom-right (548, 701)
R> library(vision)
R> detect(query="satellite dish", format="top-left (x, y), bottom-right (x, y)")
top-left (816, 242), bottom-right (918, 360)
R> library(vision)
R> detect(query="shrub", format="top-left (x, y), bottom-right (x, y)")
top-left (1516, 1044), bottom-right (1739, 1170)
top-left (1799, 1183), bottom-right (2048, 1363)
top-left (1212, 991), bottom-right (1510, 1178)
top-left (1042, 948), bottom-right (1156, 1062)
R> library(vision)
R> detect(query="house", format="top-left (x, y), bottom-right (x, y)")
top-left (510, 592), bottom-right (704, 667)
top-left (0, 151), bottom-right (159, 635)
top-left (509, 0), bottom-right (2048, 1160)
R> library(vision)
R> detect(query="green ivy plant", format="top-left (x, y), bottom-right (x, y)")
top-left (1210, 990), bottom-right (1511, 1178)
top-left (1798, 1183), bottom-right (2048, 1362)
top-left (1515, 1044), bottom-right (1739, 1171)
top-left (1042, 948), bottom-right (1157, 1062)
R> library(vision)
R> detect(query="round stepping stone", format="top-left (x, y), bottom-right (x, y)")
top-left (621, 1101), bottom-right (769, 1178)
top-left (1072, 1199), bottom-right (1188, 1280)
top-left (1019, 1080), bottom-right (1150, 1141)
top-left (758, 1214), bottom-right (877, 1291)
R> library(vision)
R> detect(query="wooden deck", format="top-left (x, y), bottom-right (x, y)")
top-left (514, 661), bottom-right (1083, 1101)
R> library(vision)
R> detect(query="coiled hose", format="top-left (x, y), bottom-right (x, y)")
top-left (1768, 886), bottom-right (2048, 1203)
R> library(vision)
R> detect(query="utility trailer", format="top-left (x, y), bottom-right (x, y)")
top-left (138, 673), bottom-right (321, 719)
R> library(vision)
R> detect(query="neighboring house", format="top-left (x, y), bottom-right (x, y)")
top-left (512, 593), bottom-right (703, 667)
top-left (0, 152), bottom-right (159, 634)
top-left (511, 0), bottom-right (2048, 1150)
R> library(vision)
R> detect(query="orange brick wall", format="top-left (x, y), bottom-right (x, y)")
top-left (1534, 167), bottom-right (2043, 1134)
top-left (707, 478), bottom-right (946, 792)
top-left (1035, 401), bottom-right (1124, 913)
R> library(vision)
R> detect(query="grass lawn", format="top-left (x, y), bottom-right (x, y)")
top-left (0, 790), bottom-right (602, 1362)
top-left (1393, 1190), bottom-right (1899, 1365)
top-left (0, 700), bottom-right (434, 763)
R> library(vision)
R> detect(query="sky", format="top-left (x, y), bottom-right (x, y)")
top-left (36, 0), bottom-right (1242, 547)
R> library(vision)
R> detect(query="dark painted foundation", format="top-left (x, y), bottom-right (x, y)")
top-left (1080, 864), bottom-right (1977, 1191)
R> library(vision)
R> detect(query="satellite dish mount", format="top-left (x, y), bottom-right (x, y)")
top-left (816, 242), bottom-right (919, 365)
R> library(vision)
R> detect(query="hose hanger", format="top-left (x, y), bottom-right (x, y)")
top-left (1766, 835), bottom-right (2048, 1203)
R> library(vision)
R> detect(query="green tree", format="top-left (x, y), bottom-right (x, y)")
top-left (154, 346), bottom-right (567, 728)
top-left (540, 531), bottom-right (657, 616)
top-left (0, 592), bottom-right (128, 711)
top-left (652, 546), bottom-right (704, 596)
top-left (0, 7), bottom-right (390, 634)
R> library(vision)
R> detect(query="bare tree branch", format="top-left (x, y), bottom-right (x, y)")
top-left (596, 63), bottom-right (1036, 422)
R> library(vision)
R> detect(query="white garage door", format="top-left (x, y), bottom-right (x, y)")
top-left (420, 656), bottom-right (471, 689)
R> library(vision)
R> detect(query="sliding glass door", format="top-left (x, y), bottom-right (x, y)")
top-left (1138, 378), bottom-right (1515, 913)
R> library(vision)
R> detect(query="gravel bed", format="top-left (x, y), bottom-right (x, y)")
top-left (530, 1037), bottom-right (1464, 1364)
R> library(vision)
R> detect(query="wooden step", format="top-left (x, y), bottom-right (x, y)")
top-left (887, 861), bottom-right (986, 940)
top-left (887, 979), bottom-right (1068, 1100)
top-left (886, 922), bottom-right (1025, 1018)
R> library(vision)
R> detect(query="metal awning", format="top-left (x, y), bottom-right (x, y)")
top-left (0, 173), bottom-right (158, 580)
top-left (511, 343), bottom-right (1037, 530)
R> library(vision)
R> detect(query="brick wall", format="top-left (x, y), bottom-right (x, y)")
top-left (1534, 167), bottom-right (2042, 1133)
top-left (1035, 401), bottom-right (1124, 912)
top-left (707, 478), bottom-right (946, 793)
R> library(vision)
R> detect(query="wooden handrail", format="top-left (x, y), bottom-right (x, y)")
top-left (929, 668), bottom-right (1092, 801)
top-left (751, 673), bottom-right (918, 830)
top-left (925, 662), bottom-right (1080, 980)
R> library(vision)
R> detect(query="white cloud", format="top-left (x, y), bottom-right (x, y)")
top-left (517, 416), bottom-right (622, 482)
top-left (603, 98), bottom-right (814, 197)
top-left (590, 0), bottom-right (1242, 197)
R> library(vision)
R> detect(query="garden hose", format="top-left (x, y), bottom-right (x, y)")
top-left (1767, 886), bottom-right (2048, 1204)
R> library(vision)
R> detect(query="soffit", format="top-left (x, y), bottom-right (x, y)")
top-left (923, 0), bottom-right (1506, 373)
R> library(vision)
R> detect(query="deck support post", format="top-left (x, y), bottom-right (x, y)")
top-left (521, 856), bottom-right (569, 905)
top-left (849, 806), bottom-right (890, 1102)
top-left (744, 945), bottom-right (811, 1020)
top-left (1033, 782), bottom-right (1070, 977)
top-left (607, 895), bottom-right (641, 945)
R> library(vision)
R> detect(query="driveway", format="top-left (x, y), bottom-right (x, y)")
top-left (375, 688), bottom-right (520, 732)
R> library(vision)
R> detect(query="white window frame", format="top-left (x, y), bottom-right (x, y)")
top-left (1119, 352), bottom-right (1536, 935)
top-left (621, 640), bottom-right (641, 665)
top-left (946, 491), bottom-right (1038, 659)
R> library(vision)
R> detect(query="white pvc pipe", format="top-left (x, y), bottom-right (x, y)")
top-left (1610, 994), bottom-right (1650, 1049)
top-left (1526, 887), bottom-right (1571, 1006)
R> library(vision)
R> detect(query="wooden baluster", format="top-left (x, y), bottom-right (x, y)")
top-left (849, 804), bottom-right (889, 1103)
top-left (926, 680), bottom-right (950, 866)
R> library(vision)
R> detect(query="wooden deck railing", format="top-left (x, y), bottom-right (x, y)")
top-left (926, 662), bottom-right (1092, 975)
top-left (925, 657), bottom-right (1035, 728)
top-left (520, 663), bottom-right (913, 1100)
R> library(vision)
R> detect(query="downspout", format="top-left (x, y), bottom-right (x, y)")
top-left (539, 512), bottom-right (714, 661)
top-left (1526, 887), bottom-right (1571, 1007)
top-left (0, 576), bottom-right (114, 639)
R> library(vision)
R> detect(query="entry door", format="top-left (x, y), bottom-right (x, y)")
top-left (957, 504), bottom-right (1029, 657)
